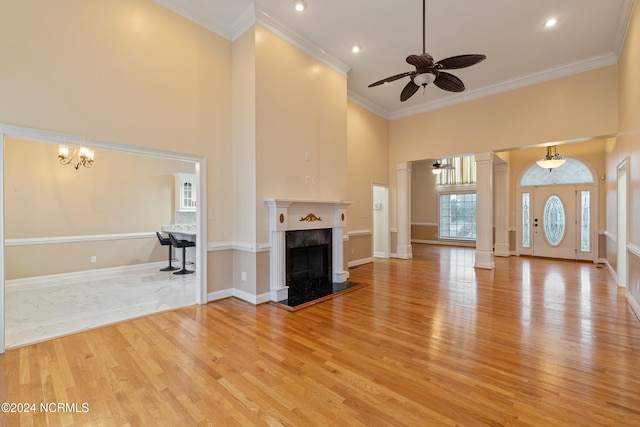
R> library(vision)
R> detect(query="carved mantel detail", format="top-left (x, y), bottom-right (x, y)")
top-left (300, 213), bottom-right (322, 222)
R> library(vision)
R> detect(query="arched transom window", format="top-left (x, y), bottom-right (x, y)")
top-left (520, 157), bottom-right (594, 186)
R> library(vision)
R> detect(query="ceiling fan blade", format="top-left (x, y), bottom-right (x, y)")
top-left (434, 72), bottom-right (465, 92)
top-left (436, 54), bottom-right (486, 70)
top-left (400, 80), bottom-right (420, 102)
top-left (406, 53), bottom-right (434, 68)
top-left (368, 71), bottom-right (413, 87)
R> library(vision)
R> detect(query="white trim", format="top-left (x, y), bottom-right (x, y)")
top-left (627, 242), bottom-right (640, 258)
top-left (347, 90), bottom-right (389, 119)
top-left (255, 9), bottom-right (351, 77)
top-left (0, 123), bottom-right (208, 354)
top-left (627, 290), bottom-right (640, 322)
top-left (208, 288), bottom-right (271, 305)
top-left (5, 232), bottom-right (157, 247)
top-left (5, 261), bottom-right (167, 290)
top-left (207, 242), bottom-right (270, 253)
top-left (348, 229), bottom-right (372, 237)
top-left (615, 0), bottom-right (636, 57)
top-left (412, 239), bottom-right (476, 248)
top-left (390, 53), bottom-right (618, 120)
top-left (348, 257), bottom-right (375, 268)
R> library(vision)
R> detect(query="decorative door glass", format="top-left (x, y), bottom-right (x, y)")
top-left (543, 195), bottom-right (565, 246)
top-left (522, 192), bottom-right (530, 248)
top-left (581, 190), bottom-right (590, 252)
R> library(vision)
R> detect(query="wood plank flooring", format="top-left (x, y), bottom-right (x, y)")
top-left (1, 244), bottom-right (640, 426)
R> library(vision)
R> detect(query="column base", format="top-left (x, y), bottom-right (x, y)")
top-left (494, 242), bottom-right (511, 257)
top-left (395, 244), bottom-right (413, 259)
top-left (333, 271), bottom-right (349, 283)
top-left (474, 249), bottom-right (495, 269)
top-left (270, 286), bottom-right (289, 302)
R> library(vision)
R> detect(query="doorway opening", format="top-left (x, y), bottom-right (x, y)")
top-left (0, 123), bottom-right (207, 353)
top-left (373, 184), bottom-right (390, 258)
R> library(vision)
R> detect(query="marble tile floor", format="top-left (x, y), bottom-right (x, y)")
top-left (5, 266), bottom-right (197, 348)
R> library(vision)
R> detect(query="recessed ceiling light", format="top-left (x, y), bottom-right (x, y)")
top-left (293, 0), bottom-right (307, 12)
top-left (351, 45), bottom-right (361, 54)
top-left (545, 18), bottom-right (557, 27)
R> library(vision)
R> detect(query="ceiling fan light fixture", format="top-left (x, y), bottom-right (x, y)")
top-left (293, 0), bottom-right (307, 12)
top-left (431, 168), bottom-right (442, 175)
top-left (413, 73), bottom-right (436, 87)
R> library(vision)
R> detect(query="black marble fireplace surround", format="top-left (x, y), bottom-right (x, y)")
top-left (280, 227), bottom-right (361, 308)
top-left (285, 228), bottom-right (332, 303)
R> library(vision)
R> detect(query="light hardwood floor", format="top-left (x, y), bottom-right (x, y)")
top-left (1, 244), bottom-right (639, 426)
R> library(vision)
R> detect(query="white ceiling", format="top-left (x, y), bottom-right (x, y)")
top-left (154, 0), bottom-right (634, 119)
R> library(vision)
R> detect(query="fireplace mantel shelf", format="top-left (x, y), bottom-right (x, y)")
top-left (264, 198), bottom-right (352, 208)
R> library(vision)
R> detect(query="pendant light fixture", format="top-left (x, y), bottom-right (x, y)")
top-left (536, 145), bottom-right (565, 172)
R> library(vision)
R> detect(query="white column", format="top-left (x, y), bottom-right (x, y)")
top-left (475, 152), bottom-right (495, 269)
top-left (270, 230), bottom-right (288, 301)
top-left (493, 162), bottom-right (510, 257)
top-left (395, 162), bottom-right (413, 259)
top-left (332, 227), bottom-right (349, 282)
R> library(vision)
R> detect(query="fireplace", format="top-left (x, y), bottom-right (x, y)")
top-left (286, 229), bottom-right (332, 298)
top-left (264, 198), bottom-right (352, 302)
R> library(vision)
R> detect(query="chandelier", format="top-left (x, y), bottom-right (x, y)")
top-left (58, 145), bottom-right (95, 169)
top-left (536, 145), bottom-right (565, 172)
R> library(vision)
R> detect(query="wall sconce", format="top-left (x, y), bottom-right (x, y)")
top-left (58, 145), bottom-right (95, 169)
top-left (536, 145), bottom-right (565, 172)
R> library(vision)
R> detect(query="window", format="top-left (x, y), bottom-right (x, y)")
top-left (437, 155), bottom-right (476, 186)
top-left (439, 193), bottom-right (476, 240)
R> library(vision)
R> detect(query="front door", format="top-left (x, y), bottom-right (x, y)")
top-left (532, 185), bottom-right (577, 259)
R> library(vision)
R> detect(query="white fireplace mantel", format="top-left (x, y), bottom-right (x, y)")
top-left (264, 198), bottom-right (351, 302)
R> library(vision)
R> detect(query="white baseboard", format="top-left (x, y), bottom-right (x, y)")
top-left (5, 261), bottom-right (167, 289)
top-left (207, 288), bottom-right (271, 305)
top-left (627, 291), bottom-right (640, 321)
top-left (603, 259), bottom-right (618, 284)
top-left (348, 257), bottom-right (375, 268)
top-left (412, 239), bottom-right (475, 248)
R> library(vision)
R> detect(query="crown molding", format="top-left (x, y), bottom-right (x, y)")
top-left (614, 0), bottom-right (635, 57)
top-left (254, 7), bottom-right (351, 77)
top-left (153, 0), bottom-right (236, 39)
top-left (389, 52), bottom-right (619, 120)
top-left (347, 90), bottom-right (390, 119)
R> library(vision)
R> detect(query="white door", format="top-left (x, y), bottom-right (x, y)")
top-left (532, 185), bottom-right (577, 259)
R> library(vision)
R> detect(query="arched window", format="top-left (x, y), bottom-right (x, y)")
top-left (520, 157), bottom-right (594, 186)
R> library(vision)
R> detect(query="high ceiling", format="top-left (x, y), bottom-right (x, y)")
top-left (154, 0), bottom-right (634, 119)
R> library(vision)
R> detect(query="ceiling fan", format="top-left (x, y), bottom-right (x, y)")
top-left (368, 0), bottom-right (486, 102)
top-left (432, 161), bottom-right (454, 174)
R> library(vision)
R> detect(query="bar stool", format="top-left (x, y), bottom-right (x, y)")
top-left (168, 233), bottom-right (196, 275)
top-left (156, 232), bottom-right (179, 271)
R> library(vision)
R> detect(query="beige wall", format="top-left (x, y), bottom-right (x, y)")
top-left (4, 137), bottom-right (194, 280)
top-left (256, 25), bottom-right (348, 242)
top-left (346, 101), bottom-right (390, 263)
top-left (388, 66), bottom-right (619, 228)
top-left (0, 0), bottom-right (233, 292)
top-left (610, 1), bottom-right (640, 305)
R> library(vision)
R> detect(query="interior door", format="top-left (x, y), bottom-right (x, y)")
top-left (532, 185), bottom-right (577, 259)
